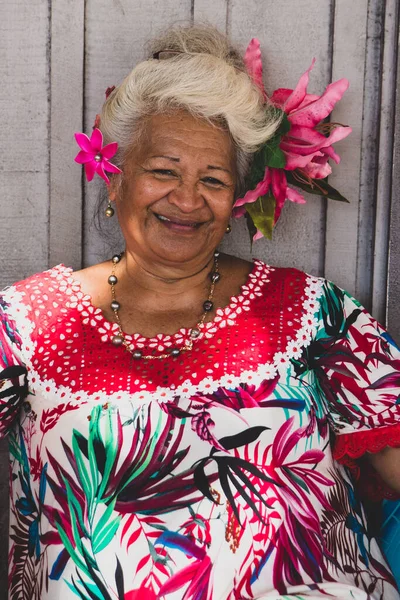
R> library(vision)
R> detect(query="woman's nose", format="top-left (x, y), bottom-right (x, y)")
top-left (167, 181), bottom-right (205, 213)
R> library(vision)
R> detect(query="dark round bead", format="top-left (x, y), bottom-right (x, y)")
top-left (214, 250), bottom-right (220, 258)
top-left (133, 350), bottom-right (143, 360)
top-left (105, 206), bottom-right (115, 217)
top-left (210, 271), bottom-right (220, 283)
top-left (170, 348), bottom-right (181, 357)
top-left (111, 300), bottom-right (120, 311)
top-left (203, 300), bottom-right (213, 312)
top-left (111, 335), bottom-right (124, 346)
top-left (112, 254), bottom-right (122, 263)
top-left (190, 328), bottom-right (200, 339)
top-left (108, 275), bottom-right (118, 285)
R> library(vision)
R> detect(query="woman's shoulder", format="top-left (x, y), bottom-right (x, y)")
top-left (2, 264), bottom-right (71, 296)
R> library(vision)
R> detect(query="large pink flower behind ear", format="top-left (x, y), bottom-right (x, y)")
top-left (236, 54), bottom-right (351, 241)
top-left (244, 38), bottom-right (267, 99)
top-left (74, 128), bottom-right (122, 185)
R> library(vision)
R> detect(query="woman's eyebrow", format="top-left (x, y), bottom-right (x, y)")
top-left (150, 155), bottom-right (180, 161)
top-left (150, 156), bottom-right (231, 175)
top-left (207, 165), bottom-right (232, 174)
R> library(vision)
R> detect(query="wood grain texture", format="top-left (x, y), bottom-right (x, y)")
top-left (0, 0), bottom-right (50, 287)
top-left (193, 0), bottom-right (228, 29)
top-left (223, 0), bottom-right (333, 275)
top-left (83, 0), bottom-right (192, 267)
top-left (0, 1), bottom-right (50, 585)
top-left (49, 0), bottom-right (85, 270)
top-left (325, 0), bottom-right (368, 296)
top-left (355, 0), bottom-right (385, 311)
top-left (387, 16), bottom-right (400, 343)
top-left (371, 0), bottom-right (399, 325)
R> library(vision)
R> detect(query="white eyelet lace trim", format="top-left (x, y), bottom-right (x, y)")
top-left (2, 268), bottom-right (323, 405)
top-left (59, 261), bottom-right (272, 349)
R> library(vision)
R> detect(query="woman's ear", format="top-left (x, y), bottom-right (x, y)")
top-left (108, 174), bottom-right (122, 202)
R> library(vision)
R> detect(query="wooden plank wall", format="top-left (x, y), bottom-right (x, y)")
top-left (0, 0), bottom-right (399, 595)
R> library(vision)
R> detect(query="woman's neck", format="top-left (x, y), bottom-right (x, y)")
top-left (117, 249), bottom-right (217, 312)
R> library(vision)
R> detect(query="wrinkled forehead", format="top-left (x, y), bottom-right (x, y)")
top-left (133, 111), bottom-right (236, 169)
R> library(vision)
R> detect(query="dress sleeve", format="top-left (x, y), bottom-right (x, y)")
top-left (310, 280), bottom-right (400, 475)
top-left (0, 294), bottom-right (28, 436)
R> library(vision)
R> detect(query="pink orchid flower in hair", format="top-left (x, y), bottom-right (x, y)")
top-left (235, 39), bottom-right (351, 240)
top-left (74, 128), bottom-right (122, 185)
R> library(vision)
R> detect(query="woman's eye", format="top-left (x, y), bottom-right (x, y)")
top-left (202, 177), bottom-right (226, 187)
top-left (152, 169), bottom-right (176, 176)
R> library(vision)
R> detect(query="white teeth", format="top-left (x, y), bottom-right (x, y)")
top-left (156, 213), bottom-right (197, 227)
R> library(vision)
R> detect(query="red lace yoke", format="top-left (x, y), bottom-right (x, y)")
top-left (14, 262), bottom-right (319, 398)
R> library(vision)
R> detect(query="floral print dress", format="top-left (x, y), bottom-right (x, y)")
top-left (1, 260), bottom-right (400, 600)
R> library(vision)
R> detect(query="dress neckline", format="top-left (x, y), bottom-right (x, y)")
top-left (53, 260), bottom-right (272, 349)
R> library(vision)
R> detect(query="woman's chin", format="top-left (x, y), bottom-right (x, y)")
top-left (147, 236), bottom-right (217, 267)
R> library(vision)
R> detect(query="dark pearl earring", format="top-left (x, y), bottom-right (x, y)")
top-left (226, 223), bottom-right (232, 234)
top-left (105, 201), bottom-right (115, 217)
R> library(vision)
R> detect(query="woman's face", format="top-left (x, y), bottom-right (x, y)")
top-left (112, 111), bottom-right (236, 269)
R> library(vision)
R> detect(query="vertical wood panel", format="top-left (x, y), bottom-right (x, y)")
top-left (387, 20), bottom-right (400, 343)
top-left (49, 0), bottom-right (85, 270)
top-left (0, 0), bottom-right (50, 594)
top-left (0, 0), bottom-right (50, 287)
top-left (224, 0), bottom-right (333, 275)
top-left (193, 0), bottom-right (228, 29)
top-left (83, 0), bottom-right (192, 267)
top-left (371, 0), bottom-right (399, 324)
top-left (325, 0), bottom-right (368, 296)
top-left (355, 0), bottom-right (385, 310)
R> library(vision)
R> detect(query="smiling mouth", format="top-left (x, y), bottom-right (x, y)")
top-left (154, 213), bottom-right (203, 229)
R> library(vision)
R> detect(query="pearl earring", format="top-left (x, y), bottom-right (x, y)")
top-left (105, 200), bottom-right (115, 217)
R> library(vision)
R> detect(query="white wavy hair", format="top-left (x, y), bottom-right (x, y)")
top-left (100, 24), bottom-right (281, 196)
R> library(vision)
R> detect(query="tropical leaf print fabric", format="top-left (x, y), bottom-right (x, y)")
top-left (1, 262), bottom-right (400, 600)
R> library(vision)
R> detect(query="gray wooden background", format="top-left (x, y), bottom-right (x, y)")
top-left (1, 0), bottom-right (399, 594)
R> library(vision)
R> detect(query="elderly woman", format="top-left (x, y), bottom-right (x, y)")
top-left (1, 25), bottom-right (400, 600)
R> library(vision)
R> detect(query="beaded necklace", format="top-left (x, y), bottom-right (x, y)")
top-left (109, 251), bottom-right (220, 360)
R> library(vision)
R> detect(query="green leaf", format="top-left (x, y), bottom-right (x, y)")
top-left (263, 144), bottom-right (286, 169)
top-left (286, 171), bottom-right (350, 203)
top-left (72, 431), bottom-right (94, 505)
top-left (64, 579), bottom-right (88, 600)
top-left (97, 409), bottom-right (119, 501)
top-left (275, 110), bottom-right (291, 136)
top-left (244, 212), bottom-right (258, 247)
top-left (56, 524), bottom-right (91, 579)
top-left (92, 514), bottom-right (121, 554)
top-left (260, 111), bottom-right (290, 170)
top-left (8, 431), bottom-right (22, 463)
top-left (245, 194), bottom-right (276, 240)
top-left (87, 407), bottom-right (101, 510)
top-left (92, 498), bottom-right (119, 550)
top-left (65, 478), bottom-right (89, 542)
top-left (247, 110), bottom-right (289, 189)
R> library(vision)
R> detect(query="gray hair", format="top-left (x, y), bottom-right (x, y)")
top-left (100, 24), bottom-right (281, 197)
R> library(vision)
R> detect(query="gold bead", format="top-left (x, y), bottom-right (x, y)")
top-left (105, 205), bottom-right (115, 217)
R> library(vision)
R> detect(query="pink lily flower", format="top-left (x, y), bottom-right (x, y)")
top-left (272, 58), bottom-right (351, 177)
top-left (243, 38), bottom-right (267, 100)
top-left (74, 128), bottom-right (122, 185)
top-left (234, 41), bottom-right (351, 240)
